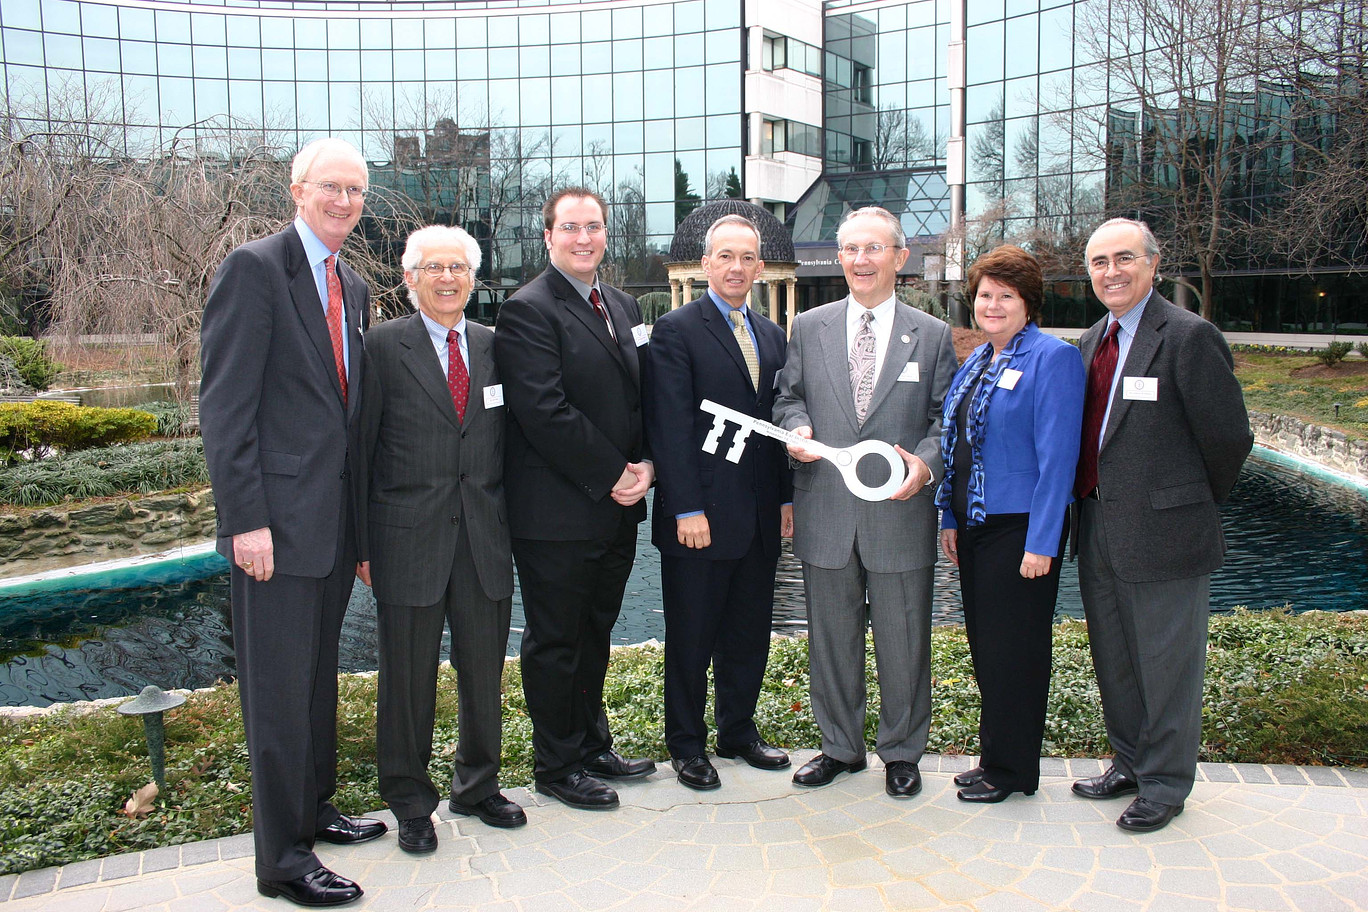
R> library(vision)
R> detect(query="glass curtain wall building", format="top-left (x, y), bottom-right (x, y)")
top-left (2, 0), bottom-right (1363, 330)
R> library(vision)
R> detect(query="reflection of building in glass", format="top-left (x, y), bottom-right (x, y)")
top-left (1, 0), bottom-right (1363, 329)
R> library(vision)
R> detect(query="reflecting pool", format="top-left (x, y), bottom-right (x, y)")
top-left (1, 450), bottom-right (1364, 707)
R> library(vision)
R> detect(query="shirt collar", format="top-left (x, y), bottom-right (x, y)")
top-left (294, 216), bottom-right (335, 270)
top-left (1108, 288), bottom-right (1154, 337)
top-left (707, 289), bottom-right (747, 321)
top-left (418, 308), bottom-right (467, 348)
top-left (847, 292), bottom-right (897, 325)
top-left (552, 264), bottom-right (598, 303)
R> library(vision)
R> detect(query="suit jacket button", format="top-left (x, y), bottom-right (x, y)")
top-left (451, 516), bottom-right (460, 525)
top-left (460, 473), bottom-right (469, 482)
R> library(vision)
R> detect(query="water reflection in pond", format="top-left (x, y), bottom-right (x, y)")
top-left (1, 451), bottom-right (1364, 707)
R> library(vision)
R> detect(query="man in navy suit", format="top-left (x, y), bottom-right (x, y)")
top-left (200, 138), bottom-right (384, 907)
top-left (646, 214), bottom-right (794, 790)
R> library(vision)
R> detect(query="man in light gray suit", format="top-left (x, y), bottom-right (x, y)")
top-left (1071, 218), bottom-right (1251, 832)
top-left (774, 206), bottom-right (956, 798)
top-left (358, 225), bottom-right (525, 856)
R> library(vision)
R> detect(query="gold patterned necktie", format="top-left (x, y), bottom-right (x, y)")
top-left (850, 310), bottom-right (876, 424)
top-left (729, 309), bottom-right (760, 391)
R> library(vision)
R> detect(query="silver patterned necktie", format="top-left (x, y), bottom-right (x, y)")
top-left (850, 310), bottom-right (876, 424)
top-left (729, 309), bottom-right (760, 391)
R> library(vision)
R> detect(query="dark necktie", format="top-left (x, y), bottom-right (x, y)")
top-left (324, 255), bottom-right (347, 406)
top-left (590, 287), bottom-right (616, 341)
top-left (447, 329), bottom-right (469, 422)
top-left (1076, 320), bottom-right (1121, 499)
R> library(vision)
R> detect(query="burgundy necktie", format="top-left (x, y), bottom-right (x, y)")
top-left (1076, 321), bottom-right (1121, 499)
top-left (589, 287), bottom-right (616, 341)
top-left (447, 329), bottom-right (469, 422)
top-left (324, 255), bottom-right (348, 407)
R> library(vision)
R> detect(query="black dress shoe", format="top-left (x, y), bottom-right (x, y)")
top-left (315, 814), bottom-right (387, 845)
top-left (583, 749), bottom-right (657, 780)
top-left (716, 739), bottom-right (791, 770)
top-left (1117, 797), bottom-right (1184, 832)
top-left (953, 765), bottom-right (986, 787)
top-left (448, 793), bottom-right (528, 828)
top-left (1072, 765), bottom-right (1140, 800)
top-left (956, 780), bottom-right (1035, 803)
top-left (397, 816), bottom-right (437, 854)
top-left (257, 866), bottom-right (363, 907)
top-left (535, 770), bottom-right (620, 810)
top-left (885, 761), bottom-right (922, 798)
top-left (792, 753), bottom-right (867, 787)
top-left (673, 755), bottom-right (721, 791)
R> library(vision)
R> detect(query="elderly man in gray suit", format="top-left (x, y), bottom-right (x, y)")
top-left (1071, 218), bottom-right (1251, 832)
top-left (774, 206), bottom-right (956, 798)
top-left (358, 225), bottom-right (524, 856)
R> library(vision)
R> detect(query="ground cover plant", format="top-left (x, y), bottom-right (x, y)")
top-left (0, 438), bottom-right (208, 507)
top-left (0, 608), bottom-right (1364, 876)
top-left (1235, 350), bottom-right (1368, 441)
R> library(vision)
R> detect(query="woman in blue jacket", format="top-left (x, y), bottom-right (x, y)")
top-left (936, 245), bottom-right (1085, 803)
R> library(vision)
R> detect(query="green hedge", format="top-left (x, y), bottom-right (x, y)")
top-left (0, 438), bottom-right (207, 506)
top-left (0, 336), bottom-right (60, 390)
top-left (0, 400), bottom-right (157, 462)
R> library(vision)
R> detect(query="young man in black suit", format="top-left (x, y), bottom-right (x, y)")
top-left (493, 188), bottom-right (656, 811)
top-left (645, 214), bottom-right (793, 790)
top-left (200, 137), bottom-right (384, 907)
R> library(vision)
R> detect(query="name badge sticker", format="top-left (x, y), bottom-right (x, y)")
top-left (483, 384), bottom-right (505, 409)
top-left (897, 362), bottom-right (920, 382)
top-left (997, 368), bottom-right (1023, 390)
top-left (631, 323), bottom-right (650, 347)
top-left (1122, 376), bottom-right (1158, 401)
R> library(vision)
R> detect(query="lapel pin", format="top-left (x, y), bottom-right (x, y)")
top-left (901, 334), bottom-right (910, 344)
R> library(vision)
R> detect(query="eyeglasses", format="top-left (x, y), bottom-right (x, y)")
top-left (1087, 253), bottom-right (1148, 272)
top-left (840, 243), bottom-right (901, 258)
top-left (420, 262), bottom-right (471, 277)
top-left (554, 222), bottom-right (605, 236)
top-left (301, 180), bottom-right (368, 200)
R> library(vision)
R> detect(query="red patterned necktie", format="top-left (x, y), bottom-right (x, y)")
top-left (447, 329), bottom-right (469, 422)
top-left (1076, 320), bottom-right (1122, 499)
top-left (324, 255), bottom-right (348, 406)
top-left (589, 287), bottom-right (616, 341)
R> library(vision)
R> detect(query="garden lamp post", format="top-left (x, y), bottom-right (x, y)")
top-left (118, 685), bottom-right (185, 789)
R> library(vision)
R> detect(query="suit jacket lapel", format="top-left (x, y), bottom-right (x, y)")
top-left (603, 289), bottom-right (641, 388)
top-left (864, 303), bottom-right (920, 422)
top-left (700, 298), bottom-right (755, 393)
top-left (342, 265), bottom-right (366, 422)
top-left (1102, 296), bottom-right (1167, 451)
top-left (465, 324), bottom-right (493, 426)
top-left (399, 313), bottom-right (461, 429)
top-left (548, 269), bottom-right (629, 373)
top-left (285, 229), bottom-right (344, 408)
top-left (818, 299), bottom-right (861, 431)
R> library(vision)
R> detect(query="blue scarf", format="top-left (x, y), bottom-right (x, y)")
top-left (935, 325), bottom-right (1032, 525)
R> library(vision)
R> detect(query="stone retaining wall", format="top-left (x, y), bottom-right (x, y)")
top-left (1250, 411), bottom-right (1368, 481)
top-left (0, 488), bottom-right (216, 573)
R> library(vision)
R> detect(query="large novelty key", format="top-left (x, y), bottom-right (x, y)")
top-left (699, 399), bottom-right (907, 502)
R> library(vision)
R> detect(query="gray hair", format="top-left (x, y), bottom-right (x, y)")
top-left (401, 225), bottom-right (483, 310)
top-left (291, 137), bottom-right (368, 186)
top-left (836, 206), bottom-right (906, 249)
top-left (1090, 217), bottom-right (1161, 259)
top-left (703, 214), bottom-right (762, 257)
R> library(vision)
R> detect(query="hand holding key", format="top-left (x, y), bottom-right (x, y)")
top-left (699, 399), bottom-right (906, 502)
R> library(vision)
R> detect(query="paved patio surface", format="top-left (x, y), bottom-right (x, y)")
top-left (2, 752), bottom-right (1365, 911)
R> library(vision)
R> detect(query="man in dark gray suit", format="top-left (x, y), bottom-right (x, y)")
top-left (774, 206), bottom-right (956, 799)
top-left (358, 225), bottom-right (523, 856)
top-left (1071, 218), bottom-right (1252, 833)
top-left (201, 137), bottom-right (383, 907)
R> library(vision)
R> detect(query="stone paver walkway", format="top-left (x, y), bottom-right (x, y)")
top-left (3, 752), bottom-right (1366, 911)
